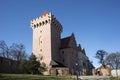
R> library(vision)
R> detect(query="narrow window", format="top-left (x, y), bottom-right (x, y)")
top-left (37, 23), bottom-right (39, 27)
top-left (40, 49), bottom-right (42, 52)
top-left (63, 59), bottom-right (64, 62)
top-left (42, 21), bottom-right (44, 25)
top-left (40, 30), bottom-right (42, 33)
top-left (39, 22), bottom-right (41, 26)
top-left (34, 25), bottom-right (36, 28)
top-left (45, 20), bottom-right (48, 24)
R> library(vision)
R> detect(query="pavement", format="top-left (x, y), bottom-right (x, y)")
top-left (72, 76), bottom-right (110, 80)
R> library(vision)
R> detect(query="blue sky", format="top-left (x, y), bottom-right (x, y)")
top-left (0, 0), bottom-right (120, 68)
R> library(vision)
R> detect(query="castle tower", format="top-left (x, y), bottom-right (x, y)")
top-left (30, 11), bottom-right (62, 68)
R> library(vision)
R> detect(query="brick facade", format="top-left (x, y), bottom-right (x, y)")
top-left (0, 56), bottom-right (19, 73)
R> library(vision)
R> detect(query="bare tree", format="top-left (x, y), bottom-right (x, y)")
top-left (106, 52), bottom-right (120, 77)
top-left (106, 52), bottom-right (120, 69)
top-left (10, 43), bottom-right (27, 61)
top-left (0, 40), bottom-right (10, 58)
top-left (95, 50), bottom-right (108, 66)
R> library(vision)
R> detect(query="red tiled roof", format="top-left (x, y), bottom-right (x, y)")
top-left (60, 36), bottom-right (71, 49)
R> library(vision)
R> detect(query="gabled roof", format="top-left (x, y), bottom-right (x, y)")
top-left (60, 36), bottom-right (71, 49)
top-left (60, 33), bottom-right (77, 49)
top-left (50, 60), bottom-right (59, 66)
top-left (50, 60), bottom-right (66, 67)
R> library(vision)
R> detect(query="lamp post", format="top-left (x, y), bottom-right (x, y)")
top-left (76, 63), bottom-right (78, 80)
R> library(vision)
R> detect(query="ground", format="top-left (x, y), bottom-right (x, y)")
top-left (0, 74), bottom-right (75, 80)
top-left (0, 74), bottom-right (120, 80)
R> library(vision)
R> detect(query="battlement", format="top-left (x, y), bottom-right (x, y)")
top-left (30, 11), bottom-right (62, 31)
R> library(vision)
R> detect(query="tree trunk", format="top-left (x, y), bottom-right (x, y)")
top-left (116, 69), bottom-right (118, 77)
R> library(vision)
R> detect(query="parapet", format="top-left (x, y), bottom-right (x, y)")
top-left (30, 11), bottom-right (62, 31)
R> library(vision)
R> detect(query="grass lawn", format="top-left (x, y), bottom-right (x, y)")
top-left (109, 77), bottom-right (120, 80)
top-left (0, 73), bottom-right (75, 80)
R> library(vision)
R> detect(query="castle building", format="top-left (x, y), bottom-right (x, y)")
top-left (30, 11), bottom-right (94, 75)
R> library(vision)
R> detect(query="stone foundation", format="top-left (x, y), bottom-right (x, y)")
top-left (49, 67), bottom-right (69, 76)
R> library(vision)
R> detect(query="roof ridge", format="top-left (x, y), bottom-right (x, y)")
top-left (61, 35), bottom-right (71, 40)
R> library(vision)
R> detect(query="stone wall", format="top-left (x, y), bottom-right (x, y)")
top-left (100, 68), bottom-right (110, 76)
top-left (50, 67), bottom-right (69, 76)
top-left (92, 65), bottom-right (111, 76)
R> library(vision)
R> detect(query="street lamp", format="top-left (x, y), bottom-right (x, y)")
top-left (76, 63), bottom-right (78, 80)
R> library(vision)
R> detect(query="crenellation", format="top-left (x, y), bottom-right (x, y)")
top-left (31, 19), bottom-right (50, 29)
top-left (51, 19), bottom-right (62, 33)
top-left (31, 12), bottom-right (50, 22)
top-left (30, 12), bottom-right (62, 30)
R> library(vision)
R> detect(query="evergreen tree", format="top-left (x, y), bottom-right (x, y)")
top-left (28, 54), bottom-right (40, 74)
top-left (19, 60), bottom-right (29, 73)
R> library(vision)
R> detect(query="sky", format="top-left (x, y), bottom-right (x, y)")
top-left (0, 0), bottom-right (120, 68)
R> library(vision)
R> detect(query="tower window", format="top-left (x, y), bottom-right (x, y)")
top-left (34, 25), bottom-right (36, 28)
top-left (40, 30), bottom-right (42, 33)
top-left (39, 22), bottom-right (42, 26)
top-left (37, 23), bottom-right (39, 27)
top-left (41, 41), bottom-right (42, 43)
top-left (42, 21), bottom-right (45, 25)
top-left (45, 20), bottom-right (48, 24)
top-left (40, 49), bottom-right (42, 52)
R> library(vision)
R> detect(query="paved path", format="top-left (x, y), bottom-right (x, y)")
top-left (72, 76), bottom-right (110, 80)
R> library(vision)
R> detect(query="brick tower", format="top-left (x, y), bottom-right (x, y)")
top-left (30, 11), bottom-right (62, 68)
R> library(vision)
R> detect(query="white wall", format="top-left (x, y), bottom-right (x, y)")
top-left (111, 69), bottom-right (120, 77)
